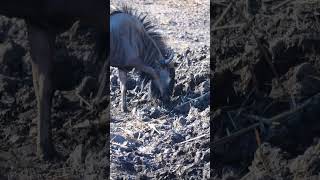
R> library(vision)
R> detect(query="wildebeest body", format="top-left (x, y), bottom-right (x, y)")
top-left (110, 7), bottom-right (175, 112)
top-left (0, 0), bottom-right (108, 159)
top-left (110, 14), bottom-right (144, 68)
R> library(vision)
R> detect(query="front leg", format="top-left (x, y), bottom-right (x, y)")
top-left (27, 23), bottom-right (55, 159)
top-left (118, 69), bottom-right (128, 112)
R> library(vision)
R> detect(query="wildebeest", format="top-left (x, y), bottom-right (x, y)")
top-left (110, 6), bottom-right (175, 112)
top-left (0, 0), bottom-right (108, 159)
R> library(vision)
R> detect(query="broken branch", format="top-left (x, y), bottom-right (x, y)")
top-left (212, 0), bottom-right (235, 29)
top-left (177, 134), bottom-right (208, 145)
top-left (213, 92), bottom-right (317, 148)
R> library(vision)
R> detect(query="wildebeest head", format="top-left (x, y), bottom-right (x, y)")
top-left (151, 51), bottom-right (175, 102)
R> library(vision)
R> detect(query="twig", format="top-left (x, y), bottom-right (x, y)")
top-left (226, 128), bottom-right (231, 136)
top-left (110, 5), bottom-right (117, 11)
top-left (267, 97), bottom-right (311, 123)
top-left (148, 123), bottom-right (161, 135)
top-left (177, 134), bottom-right (208, 145)
top-left (213, 93), bottom-right (316, 148)
top-left (240, 171), bottom-right (253, 180)
top-left (262, 100), bottom-right (276, 115)
top-left (227, 112), bottom-right (238, 129)
top-left (176, 61), bottom-right (185, 71)
top-left (76, 93), bottom-right (93, 110)
top-left (272, 0), bottom-right (294, 11)
top-left (254, 128), bottom-right (261, 146)
top-left (248, 96), bottom-right (311, 125)
top-left (211, 1), bottom-right (228, 7)
top-left (212, 123), bottom-right (261, 147)
top-left (212, 0), bottom-right (235, 29)
top-left (111, 141), bottom-right (128, 149)
top-left (308, 75), bottom-right (320, 81)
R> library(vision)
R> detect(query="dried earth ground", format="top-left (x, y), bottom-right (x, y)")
top-left (110, 0), bottom-right (210, 179)
top-left (212, 0), bottom-right (320, 179)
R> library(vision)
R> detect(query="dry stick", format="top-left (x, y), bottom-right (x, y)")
top-left (212, 123), bottom-right (260, 147)
top-left (211, 1), bottom-right (228, 7)
top-left (212, 92), bottom-right (315, 148)
top-left (212, 0), bottom-right (235, 29)
top-left (272, 0), bottom-right (294, 11)
top-left (240, 172), bottom-right (253, 180)
top-left (111, 141), bottom-right (128, 149)
top-left (309, 75), bottom-right (320, 81)
top-left (254, 128), bottom-right (261, 146)
top-left (267, 96), bottom-right (311, 122)
top-left (294, 0), bottom-right (320, 4)
top-left (76, 93), bottom-right (93, 110)
top-left (110, 5), bottom-right (116, 11)
top-left (227, 111), bottom-right (238, 129)
top-left (260, 95), bottom-right (311, 125)
top-left (176, 57), bottom-right (187, 71)
top-left (148, 123), bottom-right (161, 135)
top-left (177, 134), bottom-right (208, 145)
